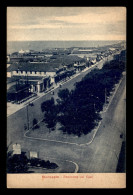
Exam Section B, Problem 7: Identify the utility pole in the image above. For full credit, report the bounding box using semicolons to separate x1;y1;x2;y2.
26;102;34;130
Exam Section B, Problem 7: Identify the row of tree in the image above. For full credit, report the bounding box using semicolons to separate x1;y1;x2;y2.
7;151;58;173
41;50;126;137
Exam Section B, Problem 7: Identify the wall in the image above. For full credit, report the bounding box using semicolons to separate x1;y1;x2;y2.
50;77;55;83
12;70;56;77
12;71;46;77
46;72;56;77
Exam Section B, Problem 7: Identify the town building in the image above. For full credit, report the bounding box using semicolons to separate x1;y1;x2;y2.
7;62;63;80
13;143;21;155
7;53;87;103
7;81;32;103
18;76;51;93
74;61;86;71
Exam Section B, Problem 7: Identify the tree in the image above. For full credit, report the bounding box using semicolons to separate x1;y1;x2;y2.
7;152;29;173
32;118;39;130
41;98;58;132
41;97;54;113
7;150;58;173
56;52;125;137
40;51;126;137
57;88;70;102
43;112;57;132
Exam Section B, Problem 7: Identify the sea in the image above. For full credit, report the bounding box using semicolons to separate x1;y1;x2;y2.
7;40;122;54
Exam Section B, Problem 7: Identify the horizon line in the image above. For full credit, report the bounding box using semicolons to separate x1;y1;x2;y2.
7;40;125;42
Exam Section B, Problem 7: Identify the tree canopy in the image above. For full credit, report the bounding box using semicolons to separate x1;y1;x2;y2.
41;50;126;136
7;151;29;173
7;151;58;173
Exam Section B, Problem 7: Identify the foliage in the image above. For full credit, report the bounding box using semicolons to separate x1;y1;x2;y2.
41;97;54;113
29;158;58;169
41;51;126;137
58;88;70;102
7;151;58;173
32;118;40;129
41;97;58;132
7;152;29;173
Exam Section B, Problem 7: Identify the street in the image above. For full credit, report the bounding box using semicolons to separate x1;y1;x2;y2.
7;55;126;173
7;55;113;117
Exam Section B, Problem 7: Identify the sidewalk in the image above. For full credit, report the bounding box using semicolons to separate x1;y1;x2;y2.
24;74;125;147
7;72;81;117
7;53;116;117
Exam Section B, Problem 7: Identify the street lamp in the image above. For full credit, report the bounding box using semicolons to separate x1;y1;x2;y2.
26;104;29;130
26;102;34;130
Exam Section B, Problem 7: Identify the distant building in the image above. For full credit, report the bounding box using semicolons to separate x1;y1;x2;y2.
7;82;32;103
18;49;25;54
19;76;51;93
13;143;21;155
7;54;86;93
7;62;64;82
91;59;97;64
54;68;76;83
96;54;102;62
29;151;38;159
74;61;86;71
7;62;66;96
109;48;116;52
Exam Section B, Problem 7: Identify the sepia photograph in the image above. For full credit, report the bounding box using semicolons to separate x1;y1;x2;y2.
6;6;126;188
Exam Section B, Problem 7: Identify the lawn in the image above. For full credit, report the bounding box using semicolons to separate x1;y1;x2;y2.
26;120;97;145
28;158;76;173
25;79;120;146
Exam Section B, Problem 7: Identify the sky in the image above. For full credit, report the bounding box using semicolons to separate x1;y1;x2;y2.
7;7;126;41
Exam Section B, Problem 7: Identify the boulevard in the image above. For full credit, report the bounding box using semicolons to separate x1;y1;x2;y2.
7;54;126;173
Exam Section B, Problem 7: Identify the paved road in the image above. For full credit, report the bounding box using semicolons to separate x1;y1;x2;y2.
7;54;126;173
7;56;111;144
7;55;112;117
79;75;126;172
38;74;126;173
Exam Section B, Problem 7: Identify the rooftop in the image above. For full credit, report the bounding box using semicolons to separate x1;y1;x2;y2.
7;62;64;72
7;83;30;93
52;55;85;65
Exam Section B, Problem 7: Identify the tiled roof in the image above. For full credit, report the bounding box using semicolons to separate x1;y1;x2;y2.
13;75;48;80
52;55;85;64
7;83;30;93
7;62;63;72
